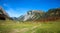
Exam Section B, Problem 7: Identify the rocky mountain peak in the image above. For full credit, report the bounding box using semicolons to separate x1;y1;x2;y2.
18;10;44;21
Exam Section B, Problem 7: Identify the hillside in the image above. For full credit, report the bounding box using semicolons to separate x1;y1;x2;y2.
0;7;10;20
46;8;60;17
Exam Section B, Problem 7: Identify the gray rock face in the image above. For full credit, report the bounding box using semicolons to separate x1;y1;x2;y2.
18;10;44;21
23;13;34;21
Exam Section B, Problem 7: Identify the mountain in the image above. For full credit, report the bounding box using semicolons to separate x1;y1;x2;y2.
40;8;60;21
0;7;10;20
1;6;60;21
18;10;45;21
46;8;60;17
11;17;18;21
18;8;60;22
18;15;24;21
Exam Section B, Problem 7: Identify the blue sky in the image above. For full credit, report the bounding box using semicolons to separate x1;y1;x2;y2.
0;0;60;17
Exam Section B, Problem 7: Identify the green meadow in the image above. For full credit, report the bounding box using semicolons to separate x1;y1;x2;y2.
0;20;60;33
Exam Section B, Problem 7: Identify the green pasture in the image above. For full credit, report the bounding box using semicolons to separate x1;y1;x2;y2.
0;20;60;33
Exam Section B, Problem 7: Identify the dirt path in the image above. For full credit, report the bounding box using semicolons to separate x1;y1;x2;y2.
31;26;38;33
11;24;41;33
20;28;29;33
11;28;29;33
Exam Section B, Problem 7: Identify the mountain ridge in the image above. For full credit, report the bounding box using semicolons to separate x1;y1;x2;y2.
18;8;60;22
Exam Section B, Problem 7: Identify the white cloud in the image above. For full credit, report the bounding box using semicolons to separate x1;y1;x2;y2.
6;8;21;17
6;8;29;17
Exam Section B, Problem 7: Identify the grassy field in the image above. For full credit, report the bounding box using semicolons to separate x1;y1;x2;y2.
0;20;60;33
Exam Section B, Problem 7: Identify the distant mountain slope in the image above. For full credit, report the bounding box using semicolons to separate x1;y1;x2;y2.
18;15;24;21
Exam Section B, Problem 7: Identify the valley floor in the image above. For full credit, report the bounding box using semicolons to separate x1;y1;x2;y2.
0;20;60;33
